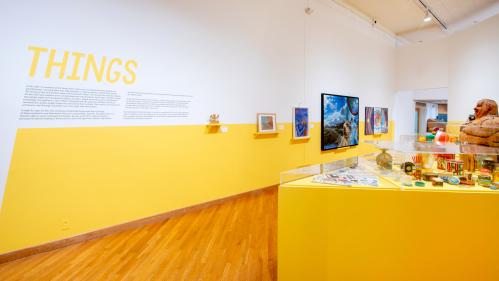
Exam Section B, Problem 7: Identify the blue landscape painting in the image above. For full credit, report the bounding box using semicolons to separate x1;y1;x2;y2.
321;94;359;150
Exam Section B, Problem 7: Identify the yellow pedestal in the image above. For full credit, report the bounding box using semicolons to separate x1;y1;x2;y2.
278;180;499;281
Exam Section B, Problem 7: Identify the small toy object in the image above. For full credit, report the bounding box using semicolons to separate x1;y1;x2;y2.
434;131;449;143
436;154;455;170
478;174;493;187
400;162;415;174
448;177;461;185
425;133;435;142
418;135;426;142
415;181;426;187
432;178;444;187
446;160;464;176
459;177;475;186
490;185;497;190
413;168;422;180
422;172;438;181
412;154;423;165
209;114;220;124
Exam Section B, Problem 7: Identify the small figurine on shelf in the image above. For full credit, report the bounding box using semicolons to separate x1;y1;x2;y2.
209;114;220;124
459;99;498;147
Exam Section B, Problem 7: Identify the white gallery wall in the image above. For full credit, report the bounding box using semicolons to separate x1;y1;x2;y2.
394;14;499;140
448;15;499;121
0;0;397;206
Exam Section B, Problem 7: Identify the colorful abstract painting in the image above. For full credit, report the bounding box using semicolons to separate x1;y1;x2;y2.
365;107;374;135
373;107;382;134
293;107;309;139
321;93;359;151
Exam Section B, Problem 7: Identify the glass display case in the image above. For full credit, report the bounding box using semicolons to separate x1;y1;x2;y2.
281;135;499;193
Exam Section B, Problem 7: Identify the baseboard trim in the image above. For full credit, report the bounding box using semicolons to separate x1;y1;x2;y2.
0;185;277;264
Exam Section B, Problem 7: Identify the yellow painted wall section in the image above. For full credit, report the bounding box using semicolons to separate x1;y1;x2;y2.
0;121;393;254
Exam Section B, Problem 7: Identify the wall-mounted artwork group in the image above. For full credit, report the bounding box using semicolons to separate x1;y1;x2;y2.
365;107;388;135
321;93;359;151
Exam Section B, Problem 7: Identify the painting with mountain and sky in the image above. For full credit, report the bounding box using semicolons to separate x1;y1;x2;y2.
321;93;359;151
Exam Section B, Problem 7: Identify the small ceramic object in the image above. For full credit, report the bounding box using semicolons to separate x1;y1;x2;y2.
415;181;426;187
448;177;460;185
376;149;392;170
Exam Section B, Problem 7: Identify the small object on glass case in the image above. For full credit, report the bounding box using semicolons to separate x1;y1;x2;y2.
432;178;444;187
400;162;415;174
415;181;426;187
448;177;461;185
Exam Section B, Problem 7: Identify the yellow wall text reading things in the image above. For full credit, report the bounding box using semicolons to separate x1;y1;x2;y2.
27;46;137;85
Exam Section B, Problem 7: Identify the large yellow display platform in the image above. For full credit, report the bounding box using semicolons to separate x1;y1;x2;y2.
278;178;499;281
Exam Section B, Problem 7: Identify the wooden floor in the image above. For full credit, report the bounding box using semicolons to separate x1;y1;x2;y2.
0;187;277;280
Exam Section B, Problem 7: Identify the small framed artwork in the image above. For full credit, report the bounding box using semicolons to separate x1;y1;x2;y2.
381;108;389;133
365;107;374;135
257;113;277;133
373;107;382;134
293;107;309;139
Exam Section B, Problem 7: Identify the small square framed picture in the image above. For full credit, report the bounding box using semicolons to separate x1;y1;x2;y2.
292;107;309;139
257;113;277;133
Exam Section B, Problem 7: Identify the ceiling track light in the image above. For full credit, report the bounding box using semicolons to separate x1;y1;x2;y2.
418;0;447;30
423;9;431;22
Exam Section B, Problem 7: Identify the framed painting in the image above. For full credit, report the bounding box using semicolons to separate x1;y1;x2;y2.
365;107;374;135
381;108;388;133
257;113;277;133
293;107;309;139
321;93;359;151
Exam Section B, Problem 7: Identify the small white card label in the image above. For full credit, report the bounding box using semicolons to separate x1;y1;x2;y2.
278;124;284;130
221;126;228;133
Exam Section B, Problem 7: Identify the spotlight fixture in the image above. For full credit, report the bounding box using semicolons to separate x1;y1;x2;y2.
417;0;447;30
423;9;432;22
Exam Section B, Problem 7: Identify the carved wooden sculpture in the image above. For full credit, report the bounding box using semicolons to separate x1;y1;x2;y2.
460;99;499;147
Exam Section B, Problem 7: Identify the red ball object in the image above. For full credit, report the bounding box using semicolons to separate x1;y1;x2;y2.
434;131;449;143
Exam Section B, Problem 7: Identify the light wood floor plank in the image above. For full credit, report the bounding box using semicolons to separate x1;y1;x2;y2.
0;187;277;280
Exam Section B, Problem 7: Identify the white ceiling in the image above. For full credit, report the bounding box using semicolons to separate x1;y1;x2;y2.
335;0;499;43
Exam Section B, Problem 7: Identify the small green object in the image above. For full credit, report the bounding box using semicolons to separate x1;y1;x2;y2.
415;181;425;187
